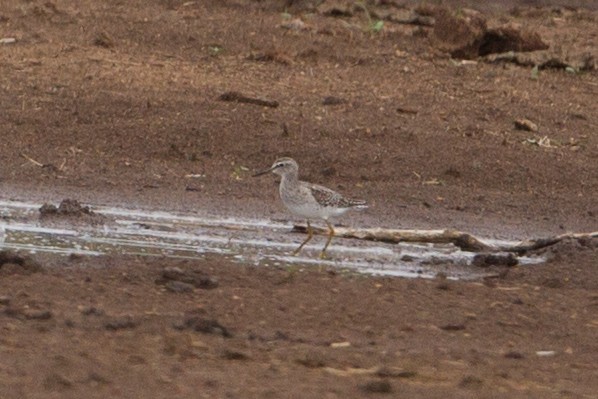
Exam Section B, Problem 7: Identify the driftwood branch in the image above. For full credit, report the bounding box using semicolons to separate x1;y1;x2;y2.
292;225;598;254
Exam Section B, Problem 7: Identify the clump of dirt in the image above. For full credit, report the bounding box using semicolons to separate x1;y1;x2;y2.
534;236;598;260
431;7;548;58
39;199;105;224
155;265;219;291
0;250;42;275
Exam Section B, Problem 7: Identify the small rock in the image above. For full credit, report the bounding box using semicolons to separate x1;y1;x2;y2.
182;316;232;338
0;251;43;274
279;18;309;31
93;32;114;48
23;309;53;320
165;280;194;293
80;306;104;316
43;373;73;391
432;8;487;59
440;323;466;331
459;375;483;388
221;349;249;360
322;96;346;106
504;351;525;359
104;316;137;330
472;253;518;267
296;351;326;368
376;367;417;378
359;380;393;394
0;296;11;305
514;118;538;132
158;267;219;290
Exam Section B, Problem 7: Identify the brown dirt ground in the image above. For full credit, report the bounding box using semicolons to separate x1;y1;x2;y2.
0;1;597;398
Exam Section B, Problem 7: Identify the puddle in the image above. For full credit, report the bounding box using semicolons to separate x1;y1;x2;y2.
0;200;543;279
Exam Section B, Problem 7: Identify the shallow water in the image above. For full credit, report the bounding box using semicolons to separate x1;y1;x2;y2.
0;200;543;279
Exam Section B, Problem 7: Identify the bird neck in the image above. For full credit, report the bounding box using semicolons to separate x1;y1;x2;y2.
280;170;299;186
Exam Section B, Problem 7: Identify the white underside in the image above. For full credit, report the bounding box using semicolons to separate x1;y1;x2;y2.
284;202;351;220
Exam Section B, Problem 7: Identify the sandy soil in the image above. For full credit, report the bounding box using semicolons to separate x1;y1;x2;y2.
0;1;597;398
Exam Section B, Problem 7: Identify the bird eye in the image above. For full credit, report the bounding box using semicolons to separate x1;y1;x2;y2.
277;163;284;167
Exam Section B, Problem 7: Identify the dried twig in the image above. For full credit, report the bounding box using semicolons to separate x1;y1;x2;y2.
19;153;44;167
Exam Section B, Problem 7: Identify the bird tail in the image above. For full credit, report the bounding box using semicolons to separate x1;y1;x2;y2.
350;199;368;210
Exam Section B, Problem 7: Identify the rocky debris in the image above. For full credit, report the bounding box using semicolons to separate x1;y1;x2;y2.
478;24;548;56
39;199;105;225
432;8;548;59
156;266;219;290
485;50;596;71
0;251;42;275
39;198;94;217
432;8;488;59
472;253;519;267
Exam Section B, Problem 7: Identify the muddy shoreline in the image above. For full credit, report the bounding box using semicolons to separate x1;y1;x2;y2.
1;1;597;398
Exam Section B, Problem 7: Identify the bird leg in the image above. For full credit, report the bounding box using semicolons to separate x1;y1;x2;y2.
292;220;313;256
320;220;335;259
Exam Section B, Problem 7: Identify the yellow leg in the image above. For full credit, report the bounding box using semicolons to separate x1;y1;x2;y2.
320;220;334;259
292;221;313;256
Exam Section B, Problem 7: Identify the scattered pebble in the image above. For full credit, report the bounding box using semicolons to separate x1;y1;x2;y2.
221;349;249;360
104;316;137;330
180;316;232;338
472;253;518;267
440;323;466;331
322;96;346;106
359;380;393;394
23;309;53;320
158;266;219;290
504;351;525;359
80;306;104;316
459;375;483;388
165;280;195;293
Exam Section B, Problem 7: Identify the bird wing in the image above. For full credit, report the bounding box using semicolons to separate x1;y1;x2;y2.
306;182;366;208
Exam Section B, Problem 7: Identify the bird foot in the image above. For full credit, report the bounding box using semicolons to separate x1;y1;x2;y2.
319;252;329;260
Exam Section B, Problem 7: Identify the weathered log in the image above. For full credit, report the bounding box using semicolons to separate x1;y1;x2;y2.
292;225;598;254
